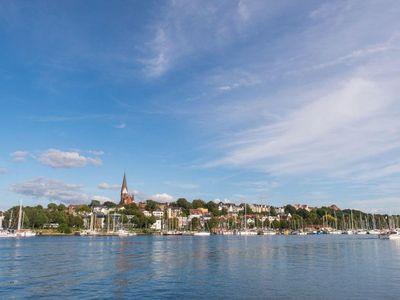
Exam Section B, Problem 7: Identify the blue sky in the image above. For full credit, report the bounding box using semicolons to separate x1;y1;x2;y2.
1;0;400;213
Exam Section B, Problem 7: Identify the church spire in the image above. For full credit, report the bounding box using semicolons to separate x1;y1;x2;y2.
121;172;128;195
120;172;134;205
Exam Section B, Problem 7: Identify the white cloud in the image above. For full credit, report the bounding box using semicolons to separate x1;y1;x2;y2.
38;149;102;168
142;28;171;77
98;182;120;190
139;1;286;77
88;150;105;156
207;76;400;181
11;177;114;205
11;177;90;204
11;151;29;161
0;167;7;174
91;195;116;203
350;197;400;214
150;193;175;203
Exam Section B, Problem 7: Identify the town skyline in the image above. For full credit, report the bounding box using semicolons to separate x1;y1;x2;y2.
1;1;400;213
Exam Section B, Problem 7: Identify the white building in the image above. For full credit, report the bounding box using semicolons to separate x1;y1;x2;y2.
143;210;152;217
152;210;164;219
151;219;162;230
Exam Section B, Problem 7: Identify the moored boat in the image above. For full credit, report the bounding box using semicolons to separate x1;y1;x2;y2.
193;231;211;236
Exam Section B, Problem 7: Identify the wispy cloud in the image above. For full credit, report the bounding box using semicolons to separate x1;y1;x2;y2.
98;182;120;190
207;77;400;179
38;149;102;168
114;122;126;129
151;193;174;203
0;167;7;174
10;151;29;162
350;197;400;214
11;177;91;204
139;1;287;77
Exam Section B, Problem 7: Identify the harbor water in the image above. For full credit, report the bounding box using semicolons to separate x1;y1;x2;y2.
1;235;399;299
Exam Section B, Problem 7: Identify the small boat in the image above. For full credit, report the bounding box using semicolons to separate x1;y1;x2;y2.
343;230;354;235
368;229;381;235
328;230;342;235
356;230;368;235
0;230;17;238
237;230;258;236
379;230;400;240
193;232;211;236
263;230;277;235
221;230;234;235
15;230;36;237
116;229;136;237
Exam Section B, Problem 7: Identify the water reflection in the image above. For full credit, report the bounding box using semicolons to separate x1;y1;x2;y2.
1;235;399;299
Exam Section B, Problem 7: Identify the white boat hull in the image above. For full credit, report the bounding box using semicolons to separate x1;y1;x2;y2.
193;232;210;236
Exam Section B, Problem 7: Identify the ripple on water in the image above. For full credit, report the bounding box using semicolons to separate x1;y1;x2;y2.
0;235;399;299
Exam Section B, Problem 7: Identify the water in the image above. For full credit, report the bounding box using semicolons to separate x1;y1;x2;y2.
1;235;399;299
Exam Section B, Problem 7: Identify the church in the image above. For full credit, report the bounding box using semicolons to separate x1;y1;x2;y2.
120;173;134;205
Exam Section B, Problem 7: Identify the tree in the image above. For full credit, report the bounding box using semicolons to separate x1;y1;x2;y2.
190;217;201;231
58;223;72;234
269;207;277;216
145;200;158;212
206;201;220;216
78;205;91;213
47;203;58;210
103;201;116;208
68;215;83;228
192;199;206;209
176;198;191;216
206;217;220;231
89;200;101;207
284;205;297;215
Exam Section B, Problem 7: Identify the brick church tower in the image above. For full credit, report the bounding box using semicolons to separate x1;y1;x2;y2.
120;173;134;205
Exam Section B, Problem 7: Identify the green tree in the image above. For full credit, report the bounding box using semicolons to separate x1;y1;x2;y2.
269;207;277;216
284;205;297;215
145;200;158;212
190;217;201;231
103;201;116;208
176;198;191;216
206;217;220;231
78;205;91;213
206;201;220;216
192;199;206;209
89;200;101;207
47;203;58;210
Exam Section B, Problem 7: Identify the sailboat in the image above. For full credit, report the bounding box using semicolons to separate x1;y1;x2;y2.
0;211;16;238
368;214;380;234
15;201;36;237
237;203;257;236
116;214;136;237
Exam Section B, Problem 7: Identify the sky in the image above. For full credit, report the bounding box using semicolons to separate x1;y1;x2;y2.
1;0;400;213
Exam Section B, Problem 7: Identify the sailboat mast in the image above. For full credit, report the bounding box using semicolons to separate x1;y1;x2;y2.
244;203;247;230
17;201;23;231
9;210;13;229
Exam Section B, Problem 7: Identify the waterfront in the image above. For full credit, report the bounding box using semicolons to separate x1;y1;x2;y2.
1;235;400;299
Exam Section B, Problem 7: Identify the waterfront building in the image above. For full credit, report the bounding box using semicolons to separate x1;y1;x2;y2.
120;173;134;205
143;210;152;217
167;207;183;219
152;210;164;219
151;219;162;230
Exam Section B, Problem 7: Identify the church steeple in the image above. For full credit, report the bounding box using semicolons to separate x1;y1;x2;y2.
120;172;134;205
121;172;128;195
